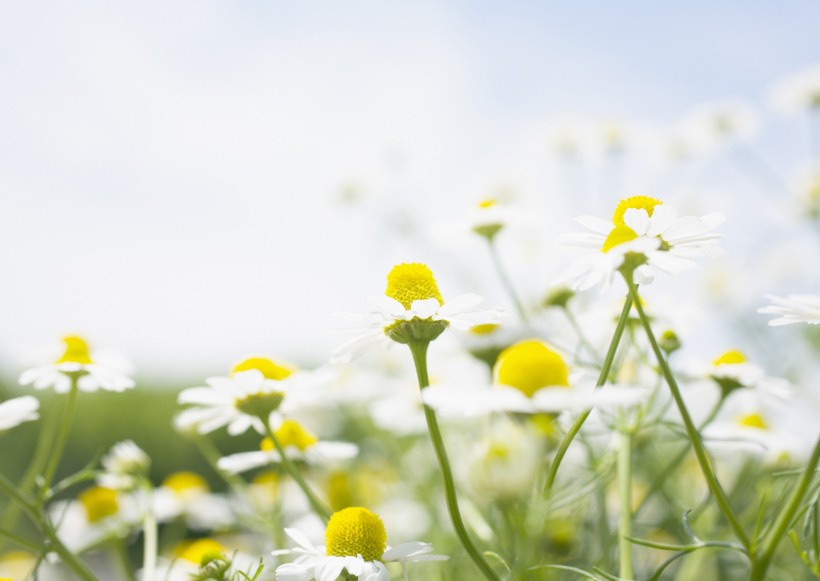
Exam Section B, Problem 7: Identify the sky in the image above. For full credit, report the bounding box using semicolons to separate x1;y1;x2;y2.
1;1;819;377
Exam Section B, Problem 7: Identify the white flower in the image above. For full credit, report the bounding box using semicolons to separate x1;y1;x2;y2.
151;471;233;531
771;65;820;113
758;294;820;326
467;419;543;500
18;336;134;393
690;349;792;403
50;486;141;554
98;440;150;490
176;357;320;436
558;196;723;291
217;420;358;474
0;396;39;431
680;100;759;149
273;507;446;581
331;263;501;364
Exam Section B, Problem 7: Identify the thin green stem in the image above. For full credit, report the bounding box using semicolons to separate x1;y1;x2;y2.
751;436;820;580
486;238;529;324
618;430;634;580
545;293;633;492
625;275;751;551
408;341;499;581
0;527;40;552
140;480;157;581
42;378;81;492
192;433;250;494
111;538;136;581
263;424;331;522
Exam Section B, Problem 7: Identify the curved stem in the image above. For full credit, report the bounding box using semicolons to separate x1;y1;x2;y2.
752;435;820;580
618;430;634;580
263;424;331;522
42;378;80;492
486;238;529;324
408;341;499;581
545;293;633;492
625;275;751;551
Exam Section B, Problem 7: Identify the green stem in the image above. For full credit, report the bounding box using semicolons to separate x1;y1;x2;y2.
625;275;751;551
263;424;331;522
751;436;820;580
0;527;40;552
408;341;499;581
192;433;251;495
618;431;634;580
141;480;157;581
42;378;81;492
545;293;633;492
486;238;529;324
111;538;136;581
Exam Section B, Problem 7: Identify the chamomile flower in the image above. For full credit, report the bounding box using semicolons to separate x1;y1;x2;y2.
423;339;646;416
758;294;820;326
771;65;820;113
217;420;358;474
558;196;724;290
152;471;233;531
465;198;523;241
698;349;792;402
176;357;317;436
19;336;135;393
97;440;150;491
273;506;447;581
0;396;39;432
50;486;140;553
331;263;501;363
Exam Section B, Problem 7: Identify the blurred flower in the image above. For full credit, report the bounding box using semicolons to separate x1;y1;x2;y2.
50;486;140;553
97;440;150;491
465;197;524;241
771;65;820;113
759;294;820;326
217;419;358;474
152;471;233;531
176;357;319;435
467;419;543;500
558;196;723;290
19;335;134;393
681;100;759;149
0;396;39;432
273;506;446;581
331;263;501;363
149;538;261;581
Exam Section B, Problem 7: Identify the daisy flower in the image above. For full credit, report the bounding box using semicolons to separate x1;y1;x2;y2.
176;357;318;436
423;339;647;416
19;335;135;393
699;349;792;402
50;485;141;553
151;471;233;531
331;263;501;363
217;419;358;474
273;506;447;581
758;294;820;326
0;396;39;432
771;65;820;113
558;196;724;291
97;440;150;491
465;197;524;241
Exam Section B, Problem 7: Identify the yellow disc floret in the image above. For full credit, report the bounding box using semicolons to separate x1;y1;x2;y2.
175;538;225;565
78;486;118;523
232;357;294;381
325;507;387;561
737;413;768;430
478;198;497;209
601;224;639;253
470;323;500;335
713;349;747;366
162;471;209;498
385;263;444;309
261;420;318;452
494;340;570;398
56;335;93;365
612;196;663;226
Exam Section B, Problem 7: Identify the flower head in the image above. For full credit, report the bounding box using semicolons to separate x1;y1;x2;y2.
331;263;501;363
758;294;820;326
98;440;150;490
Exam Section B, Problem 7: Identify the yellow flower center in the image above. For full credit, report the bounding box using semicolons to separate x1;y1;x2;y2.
478;198;497;209
713;349;747;366
261;420;318;451
232;357;294;381
470;323;500;335
612;196;663;226
175;538;225;565
325;507;387;561
162;471;209;498
601;224;639;253
737;413;768;430
78;486;118;523
55;335;93;365
385;263;444;310
494;340;570;398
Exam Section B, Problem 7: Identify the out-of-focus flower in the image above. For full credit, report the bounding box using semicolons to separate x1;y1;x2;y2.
771;65;820;113
273;506;446;581
694;349;793;402
331;263;501;363
176;357;319;435
217;420;358;474
423;339;647;415
704;402;803;464
98;440;150;491
148;538;261;581
152;471;233;531
19;336;134;393
50;486;140;553
558;196;724;290
759;294;820;326
0;396;39;432
680;100;759;149
465;198;523;241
